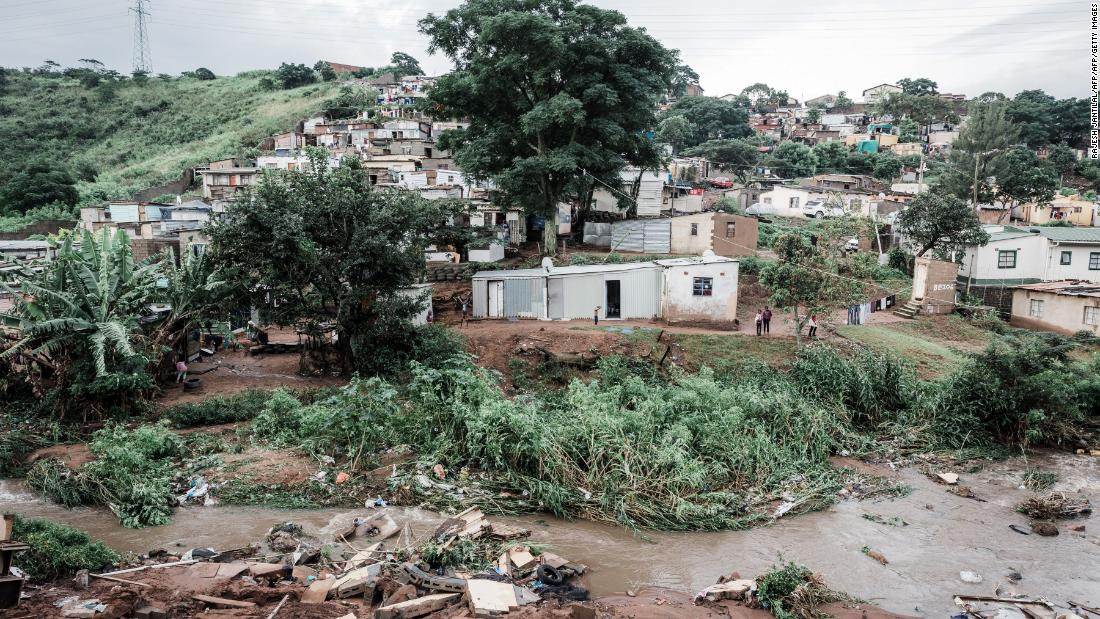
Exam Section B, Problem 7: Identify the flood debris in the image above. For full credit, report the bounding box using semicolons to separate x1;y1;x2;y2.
954;594;1086;618
1016;491;1092;520
958;571;983;584
11;505;596;618
861;546;889;565
1029;521;1059;537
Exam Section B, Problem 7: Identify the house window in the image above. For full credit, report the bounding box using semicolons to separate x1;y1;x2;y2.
851;198;862;210
763;197;772;205
1085;306;1100;326
1090;252;1100;270
690;223;699;236
789;197;800;209
726;222;736;238
692;277;713;296
1061;251;1072;265
997;250;1017;269
1029;299;1044;318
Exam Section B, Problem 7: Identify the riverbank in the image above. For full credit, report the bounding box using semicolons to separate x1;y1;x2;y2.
6;449;1098;616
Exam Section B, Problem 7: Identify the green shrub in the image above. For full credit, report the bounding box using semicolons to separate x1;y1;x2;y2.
163;389;273;428
26;423;180;528
11;516;120;581
933;331;1086;448
738;255;770;275
791;345;920;428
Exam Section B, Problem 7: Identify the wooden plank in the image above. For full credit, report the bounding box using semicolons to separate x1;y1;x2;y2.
375;593;460;619
466;579;519;618
300;578;336;604
192;594;257;609
190;562;221;578
215;562;250;579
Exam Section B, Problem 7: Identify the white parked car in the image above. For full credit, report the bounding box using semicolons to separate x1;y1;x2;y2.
802;199;846;219
746;201;783;217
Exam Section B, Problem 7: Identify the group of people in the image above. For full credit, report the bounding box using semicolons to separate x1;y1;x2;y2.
753;307;818;337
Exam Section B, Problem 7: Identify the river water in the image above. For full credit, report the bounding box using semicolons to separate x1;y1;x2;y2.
4;452;1097;617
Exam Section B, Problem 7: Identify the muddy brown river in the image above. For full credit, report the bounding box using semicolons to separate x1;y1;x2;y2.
4;452;1098;616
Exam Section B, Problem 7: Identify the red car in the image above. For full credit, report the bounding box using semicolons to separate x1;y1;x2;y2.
709;177;733;189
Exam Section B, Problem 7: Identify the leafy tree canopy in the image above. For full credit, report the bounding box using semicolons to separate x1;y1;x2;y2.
833;91;853;109
1005;89;1090;149
895;188;989;257
812;141;848;172
420;0;680;252
994;145;1059;208
388;51;424;75
0;161;79;215
314;61;337;82
273;63;317;89
682;138;760;183
897;77;938;96
207;153;460;374
938;101;1019;205
663;96;753;148
768;141;817;178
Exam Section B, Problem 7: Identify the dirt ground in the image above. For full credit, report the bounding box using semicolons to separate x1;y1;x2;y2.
155;328;346;408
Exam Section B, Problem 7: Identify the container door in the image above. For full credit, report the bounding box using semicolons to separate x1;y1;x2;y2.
487;280;504;317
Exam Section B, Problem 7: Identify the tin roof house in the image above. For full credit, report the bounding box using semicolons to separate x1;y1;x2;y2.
471;253;739;324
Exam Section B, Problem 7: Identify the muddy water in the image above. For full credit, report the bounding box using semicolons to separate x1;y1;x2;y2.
4;452;1098;617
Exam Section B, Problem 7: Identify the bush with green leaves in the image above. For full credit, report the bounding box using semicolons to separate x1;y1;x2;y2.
791;345;921;428
163;389;273;428
933;331;1087;448
11;516;120;581
26;423;180;528
756;559;845;619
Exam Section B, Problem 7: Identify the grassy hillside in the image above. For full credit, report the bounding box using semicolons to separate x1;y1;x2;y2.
0;70;340;205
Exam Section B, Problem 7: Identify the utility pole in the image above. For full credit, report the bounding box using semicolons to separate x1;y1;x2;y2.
131;0;152;75
916;150;925;194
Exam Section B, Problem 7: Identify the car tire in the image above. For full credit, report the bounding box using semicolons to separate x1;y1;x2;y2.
815;211;825;218
536;565;564;586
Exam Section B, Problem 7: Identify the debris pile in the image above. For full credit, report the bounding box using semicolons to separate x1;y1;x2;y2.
12;505;592;618
1015;491;1092;521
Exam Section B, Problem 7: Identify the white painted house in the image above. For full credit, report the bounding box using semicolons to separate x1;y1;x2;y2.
471;253;738;324
959;225;1100;287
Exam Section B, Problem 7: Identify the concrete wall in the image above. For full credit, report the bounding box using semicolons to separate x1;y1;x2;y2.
913;257;959;315
1010;289;1100;336
131;238;178;263
670;213;713;255
711;214;758;257
959;234;1046;283
0;219;76;240
662;261;739;323
469;243;505;262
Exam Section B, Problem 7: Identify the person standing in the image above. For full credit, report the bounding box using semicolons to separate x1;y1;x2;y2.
808;314;818;338
762;306;773;335
754;309;763;336
175;357;188;384
460;298;468;326
594;306;601;326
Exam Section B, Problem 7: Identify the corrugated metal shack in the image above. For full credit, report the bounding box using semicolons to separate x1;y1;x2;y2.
472;254;737;323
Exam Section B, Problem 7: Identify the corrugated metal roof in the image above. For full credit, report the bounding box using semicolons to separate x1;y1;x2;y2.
472;262;660;280
1015;280;1100;298
1036;227;1100;243
984;226;1035;242
655;255;738;267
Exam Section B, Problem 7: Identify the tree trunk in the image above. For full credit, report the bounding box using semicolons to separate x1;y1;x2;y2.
542;211;558;256
792;306;802;348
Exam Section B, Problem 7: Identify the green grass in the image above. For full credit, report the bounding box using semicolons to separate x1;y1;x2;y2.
886;315;993;348
672;333;798;372
835;325;965;376
0;70;340;203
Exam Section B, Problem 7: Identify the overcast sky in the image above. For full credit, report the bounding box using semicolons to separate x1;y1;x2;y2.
0;0;1090;100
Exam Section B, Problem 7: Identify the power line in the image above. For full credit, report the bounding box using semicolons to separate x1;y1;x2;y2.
131;0;152;75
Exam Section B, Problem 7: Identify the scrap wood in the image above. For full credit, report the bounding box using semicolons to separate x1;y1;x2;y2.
467;579;523;617
300;578;336;604
375;593;461;619
215;562;250;579
357;513;400;541
264;594;289;619
98;559;198;576
432;506;489;544
487;522;530;540
400;562;467;593
507;548;537;571
192;594;257;609
87;573;151;588
343;543;384;571
1070;601;1100;617
1017;492;1092;520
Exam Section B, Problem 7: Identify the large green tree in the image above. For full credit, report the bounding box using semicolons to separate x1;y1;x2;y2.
1;229;159;416
993;146;1058;210
420;0;679;254
939;101;1020;206
812;141;849;172
1006;89;1090;149
207;155;458;374
388;52;424;75
769;141;817;178
760;232;863;346
895;189;989;257
682;138;759;183
0;161;79;214
897;77;938;96
663;96;753;148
